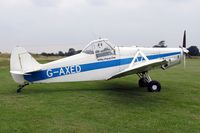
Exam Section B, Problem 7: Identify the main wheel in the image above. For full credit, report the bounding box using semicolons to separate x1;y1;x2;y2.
138;78;148;87
147;80;161;92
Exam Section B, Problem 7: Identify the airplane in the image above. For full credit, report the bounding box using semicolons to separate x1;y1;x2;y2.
10;31;189;93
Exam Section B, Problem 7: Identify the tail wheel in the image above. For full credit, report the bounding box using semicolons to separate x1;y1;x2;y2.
147;80;161;92
138;78;148;87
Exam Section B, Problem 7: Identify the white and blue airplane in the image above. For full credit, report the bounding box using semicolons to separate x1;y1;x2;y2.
10;31;189;93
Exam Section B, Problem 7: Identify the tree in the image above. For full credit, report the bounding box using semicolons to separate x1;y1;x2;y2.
68;48;76;56
41;52;48;56
58;51;65;56
187;46;200;56
40;48;82;57
153;40;167;48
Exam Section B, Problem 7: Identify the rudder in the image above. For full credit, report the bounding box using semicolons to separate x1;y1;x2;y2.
10;47;41;84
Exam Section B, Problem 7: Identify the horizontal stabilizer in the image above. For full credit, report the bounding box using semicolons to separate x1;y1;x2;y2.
10;71;31;75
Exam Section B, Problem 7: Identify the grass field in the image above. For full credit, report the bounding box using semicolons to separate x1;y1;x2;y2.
0;55;200;133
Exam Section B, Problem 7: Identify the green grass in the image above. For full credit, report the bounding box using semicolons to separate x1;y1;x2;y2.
0;56;200;133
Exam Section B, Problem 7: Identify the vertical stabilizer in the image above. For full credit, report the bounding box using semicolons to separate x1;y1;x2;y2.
10;47;41;84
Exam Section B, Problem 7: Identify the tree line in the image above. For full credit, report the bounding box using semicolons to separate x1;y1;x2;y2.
40;48;82;57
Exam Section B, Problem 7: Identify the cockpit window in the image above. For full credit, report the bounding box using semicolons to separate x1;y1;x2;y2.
82;45;94;54
94;41;115;58
82;39;115;58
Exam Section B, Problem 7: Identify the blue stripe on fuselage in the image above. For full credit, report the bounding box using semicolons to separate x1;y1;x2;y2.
24;51;181;82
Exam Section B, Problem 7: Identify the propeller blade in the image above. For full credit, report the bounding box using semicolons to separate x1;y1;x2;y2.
183;30;186;48
182;30;187;69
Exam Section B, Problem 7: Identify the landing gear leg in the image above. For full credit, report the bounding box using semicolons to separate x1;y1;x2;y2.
137;72;161;92
138;72;151;87
17;83;29;93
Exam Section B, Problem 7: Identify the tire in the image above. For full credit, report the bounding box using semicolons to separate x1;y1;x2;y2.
138;78;148;87
147;80;161;92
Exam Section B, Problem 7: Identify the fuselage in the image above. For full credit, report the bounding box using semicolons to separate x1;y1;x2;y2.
23;46;183;84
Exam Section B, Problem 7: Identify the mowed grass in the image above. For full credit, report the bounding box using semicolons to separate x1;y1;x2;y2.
0;55;200;133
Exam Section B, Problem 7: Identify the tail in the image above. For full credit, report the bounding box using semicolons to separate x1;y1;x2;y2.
10;47;41;84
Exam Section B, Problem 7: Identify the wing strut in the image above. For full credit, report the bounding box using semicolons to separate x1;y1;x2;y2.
129;49;149;68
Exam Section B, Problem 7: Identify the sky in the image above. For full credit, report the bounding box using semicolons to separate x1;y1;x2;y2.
0;0;199;53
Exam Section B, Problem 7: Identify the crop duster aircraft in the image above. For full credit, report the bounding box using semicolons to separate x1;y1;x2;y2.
10;31;189;93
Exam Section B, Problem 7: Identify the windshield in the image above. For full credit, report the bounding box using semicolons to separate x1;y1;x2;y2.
82;39;115;56
94;41;115;58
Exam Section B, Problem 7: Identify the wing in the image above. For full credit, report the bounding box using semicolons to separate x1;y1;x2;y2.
108;59;168;80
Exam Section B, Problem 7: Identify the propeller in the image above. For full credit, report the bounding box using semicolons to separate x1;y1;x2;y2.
183;30;186;48
181;30;189;69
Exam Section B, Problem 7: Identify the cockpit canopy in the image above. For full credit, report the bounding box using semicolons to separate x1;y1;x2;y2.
82;39;115;58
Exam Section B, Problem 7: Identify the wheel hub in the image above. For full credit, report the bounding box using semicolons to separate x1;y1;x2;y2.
152;85;158;90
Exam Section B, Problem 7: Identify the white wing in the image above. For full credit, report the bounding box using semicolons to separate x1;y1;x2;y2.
108;59;168;80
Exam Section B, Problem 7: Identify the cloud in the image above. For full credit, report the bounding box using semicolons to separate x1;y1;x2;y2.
31;0;62;7
0;0;32;8
86;0;108;6
0;0;199;52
